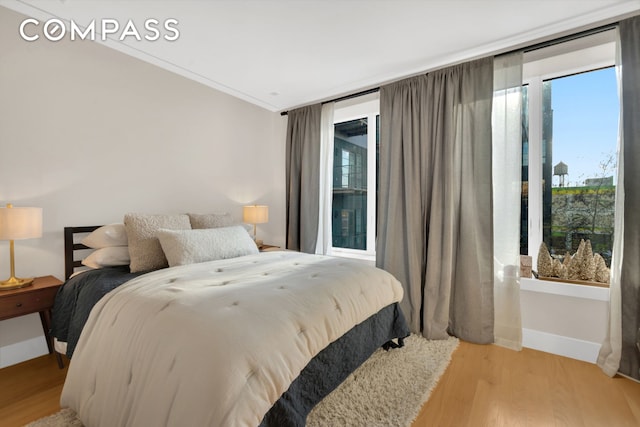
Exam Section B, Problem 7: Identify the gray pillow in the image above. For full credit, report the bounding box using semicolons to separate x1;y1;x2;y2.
187;213;235;229
124;213;191;272
157;226;259;267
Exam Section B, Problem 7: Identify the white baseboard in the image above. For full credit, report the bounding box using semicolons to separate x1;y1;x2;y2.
522;328;602;363
0;336;48;369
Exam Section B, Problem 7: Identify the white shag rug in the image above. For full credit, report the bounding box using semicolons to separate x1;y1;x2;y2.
26;334;458;427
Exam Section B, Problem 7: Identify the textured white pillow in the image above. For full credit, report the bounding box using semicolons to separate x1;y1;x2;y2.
187;212;235;229
81;224;128;248
82;247;130;269
124;213;192;273
157;226;259;267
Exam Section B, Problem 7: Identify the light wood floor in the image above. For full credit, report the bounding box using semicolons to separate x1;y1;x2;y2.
416;342;640;426
0;353;69;427
1;344;639;427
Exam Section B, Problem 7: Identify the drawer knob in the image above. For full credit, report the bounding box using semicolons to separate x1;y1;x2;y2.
15;303;22;307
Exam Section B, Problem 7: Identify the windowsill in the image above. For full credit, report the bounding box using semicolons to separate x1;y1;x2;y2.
535;276;610;289
520;277;609;302
328;248;376;264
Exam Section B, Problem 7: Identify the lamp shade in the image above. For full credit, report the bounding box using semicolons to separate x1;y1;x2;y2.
0;205;43;240
243;205;269;224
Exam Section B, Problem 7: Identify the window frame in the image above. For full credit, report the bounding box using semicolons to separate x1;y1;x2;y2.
329;95;379;262
522;30;617;268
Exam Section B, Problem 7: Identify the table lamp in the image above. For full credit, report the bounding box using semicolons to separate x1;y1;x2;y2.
0;203;43;290
243;205;268;246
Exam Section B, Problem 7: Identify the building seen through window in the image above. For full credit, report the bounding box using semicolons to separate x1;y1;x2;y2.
332;119;369;250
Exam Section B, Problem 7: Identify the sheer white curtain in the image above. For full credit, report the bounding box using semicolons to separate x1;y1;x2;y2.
492;52;523;350
598;27;625;377
316;102;335;255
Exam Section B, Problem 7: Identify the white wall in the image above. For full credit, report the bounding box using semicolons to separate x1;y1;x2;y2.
520;278;609;363
0;6;288;367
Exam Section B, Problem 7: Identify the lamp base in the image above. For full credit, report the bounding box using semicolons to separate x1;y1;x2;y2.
0;276;34;291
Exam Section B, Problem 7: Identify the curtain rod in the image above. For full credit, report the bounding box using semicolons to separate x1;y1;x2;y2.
280;87;379;116
513;22;618;55
280;21;620;117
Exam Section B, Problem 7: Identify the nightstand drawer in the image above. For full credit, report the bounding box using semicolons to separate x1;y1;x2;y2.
0;287;59;320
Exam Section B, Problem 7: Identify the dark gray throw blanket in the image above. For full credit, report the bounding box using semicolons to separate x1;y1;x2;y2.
51;267;143;357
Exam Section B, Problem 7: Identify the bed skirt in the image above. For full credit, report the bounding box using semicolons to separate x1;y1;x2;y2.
261;302;409;426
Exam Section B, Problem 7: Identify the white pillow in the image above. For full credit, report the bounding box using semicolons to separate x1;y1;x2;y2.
82;247;130;269
124;213;192;273
81;224;128;248
157;226;258;267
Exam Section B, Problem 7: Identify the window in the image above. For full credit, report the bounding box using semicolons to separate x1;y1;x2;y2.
331;95;379;259
522;30;618;273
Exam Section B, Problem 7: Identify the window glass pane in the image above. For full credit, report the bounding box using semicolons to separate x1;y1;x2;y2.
521;85;529;255
333;118;368;249
542;67;618;266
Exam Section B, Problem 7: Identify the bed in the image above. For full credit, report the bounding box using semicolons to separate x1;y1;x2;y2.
52;216;409;426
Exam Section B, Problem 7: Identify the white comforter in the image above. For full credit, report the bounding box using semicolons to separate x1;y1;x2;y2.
60;251;403;427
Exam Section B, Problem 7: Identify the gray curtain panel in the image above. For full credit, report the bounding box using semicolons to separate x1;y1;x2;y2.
285;104;322;253
619;15;640;381
377;58;495;344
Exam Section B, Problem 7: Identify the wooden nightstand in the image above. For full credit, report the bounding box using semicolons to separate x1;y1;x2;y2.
0;276;63;367
259;244;281;252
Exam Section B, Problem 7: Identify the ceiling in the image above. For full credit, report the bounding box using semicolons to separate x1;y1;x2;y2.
3;0;639;112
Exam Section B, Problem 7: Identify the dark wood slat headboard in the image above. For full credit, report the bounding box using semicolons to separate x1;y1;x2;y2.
64;226;101;280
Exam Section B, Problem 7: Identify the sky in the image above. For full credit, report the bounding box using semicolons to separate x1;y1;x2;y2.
548;67;619;187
